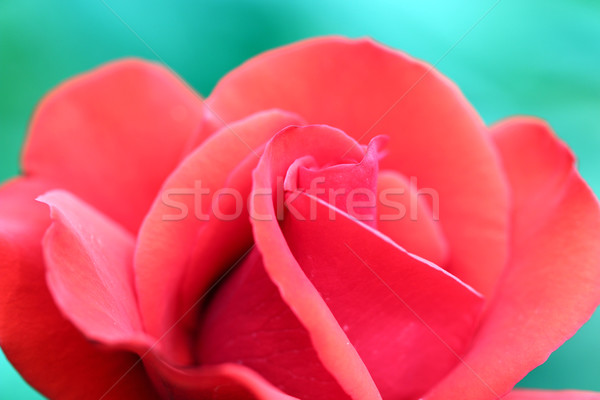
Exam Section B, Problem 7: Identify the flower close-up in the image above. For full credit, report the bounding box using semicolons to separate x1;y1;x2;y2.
1;35;599;400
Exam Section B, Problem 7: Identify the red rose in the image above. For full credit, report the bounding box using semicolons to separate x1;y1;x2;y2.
1;37;599;400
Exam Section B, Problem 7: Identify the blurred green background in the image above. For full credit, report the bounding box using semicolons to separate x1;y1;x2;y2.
1;0;599;398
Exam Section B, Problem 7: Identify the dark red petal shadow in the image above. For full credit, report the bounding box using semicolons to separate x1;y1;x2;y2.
425;118;600;399
0;179;159;400
22;59;207;233
196;248;351;400
208;36;509;296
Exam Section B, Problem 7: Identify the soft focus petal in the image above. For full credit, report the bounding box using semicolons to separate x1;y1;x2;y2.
505;390;600;400
0;179;158;400
208;36;509;296
23;59;207;233
134;110;304;363
196;248;350;399
426;118;600;399
376;170;448;265
39;190;150;348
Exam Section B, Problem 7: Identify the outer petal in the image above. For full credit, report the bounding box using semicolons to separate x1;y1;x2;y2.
505;390;600;400
134;110;304;363
426;118;600;399
22;59;207;233
0;179;158;400
39;190;150;348
208;36;509;296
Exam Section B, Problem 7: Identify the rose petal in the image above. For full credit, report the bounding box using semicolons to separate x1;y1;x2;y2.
293;136;385;227
38;190;150;348
282;191;483;399
146;356;299;400
376;170;449;266
134;110;304;363
0;179;158;400
22;59;207;233
505;390;600;400
252;126;382;400
196;248;350;399
425;118;600;399
208;36;509;296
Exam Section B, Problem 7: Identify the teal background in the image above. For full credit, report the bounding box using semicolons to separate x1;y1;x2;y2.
1;0;599;398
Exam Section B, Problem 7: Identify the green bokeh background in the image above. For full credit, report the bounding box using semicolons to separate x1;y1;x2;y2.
1;1;599;398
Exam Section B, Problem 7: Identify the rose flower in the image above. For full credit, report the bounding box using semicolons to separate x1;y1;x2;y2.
1;37;599;400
